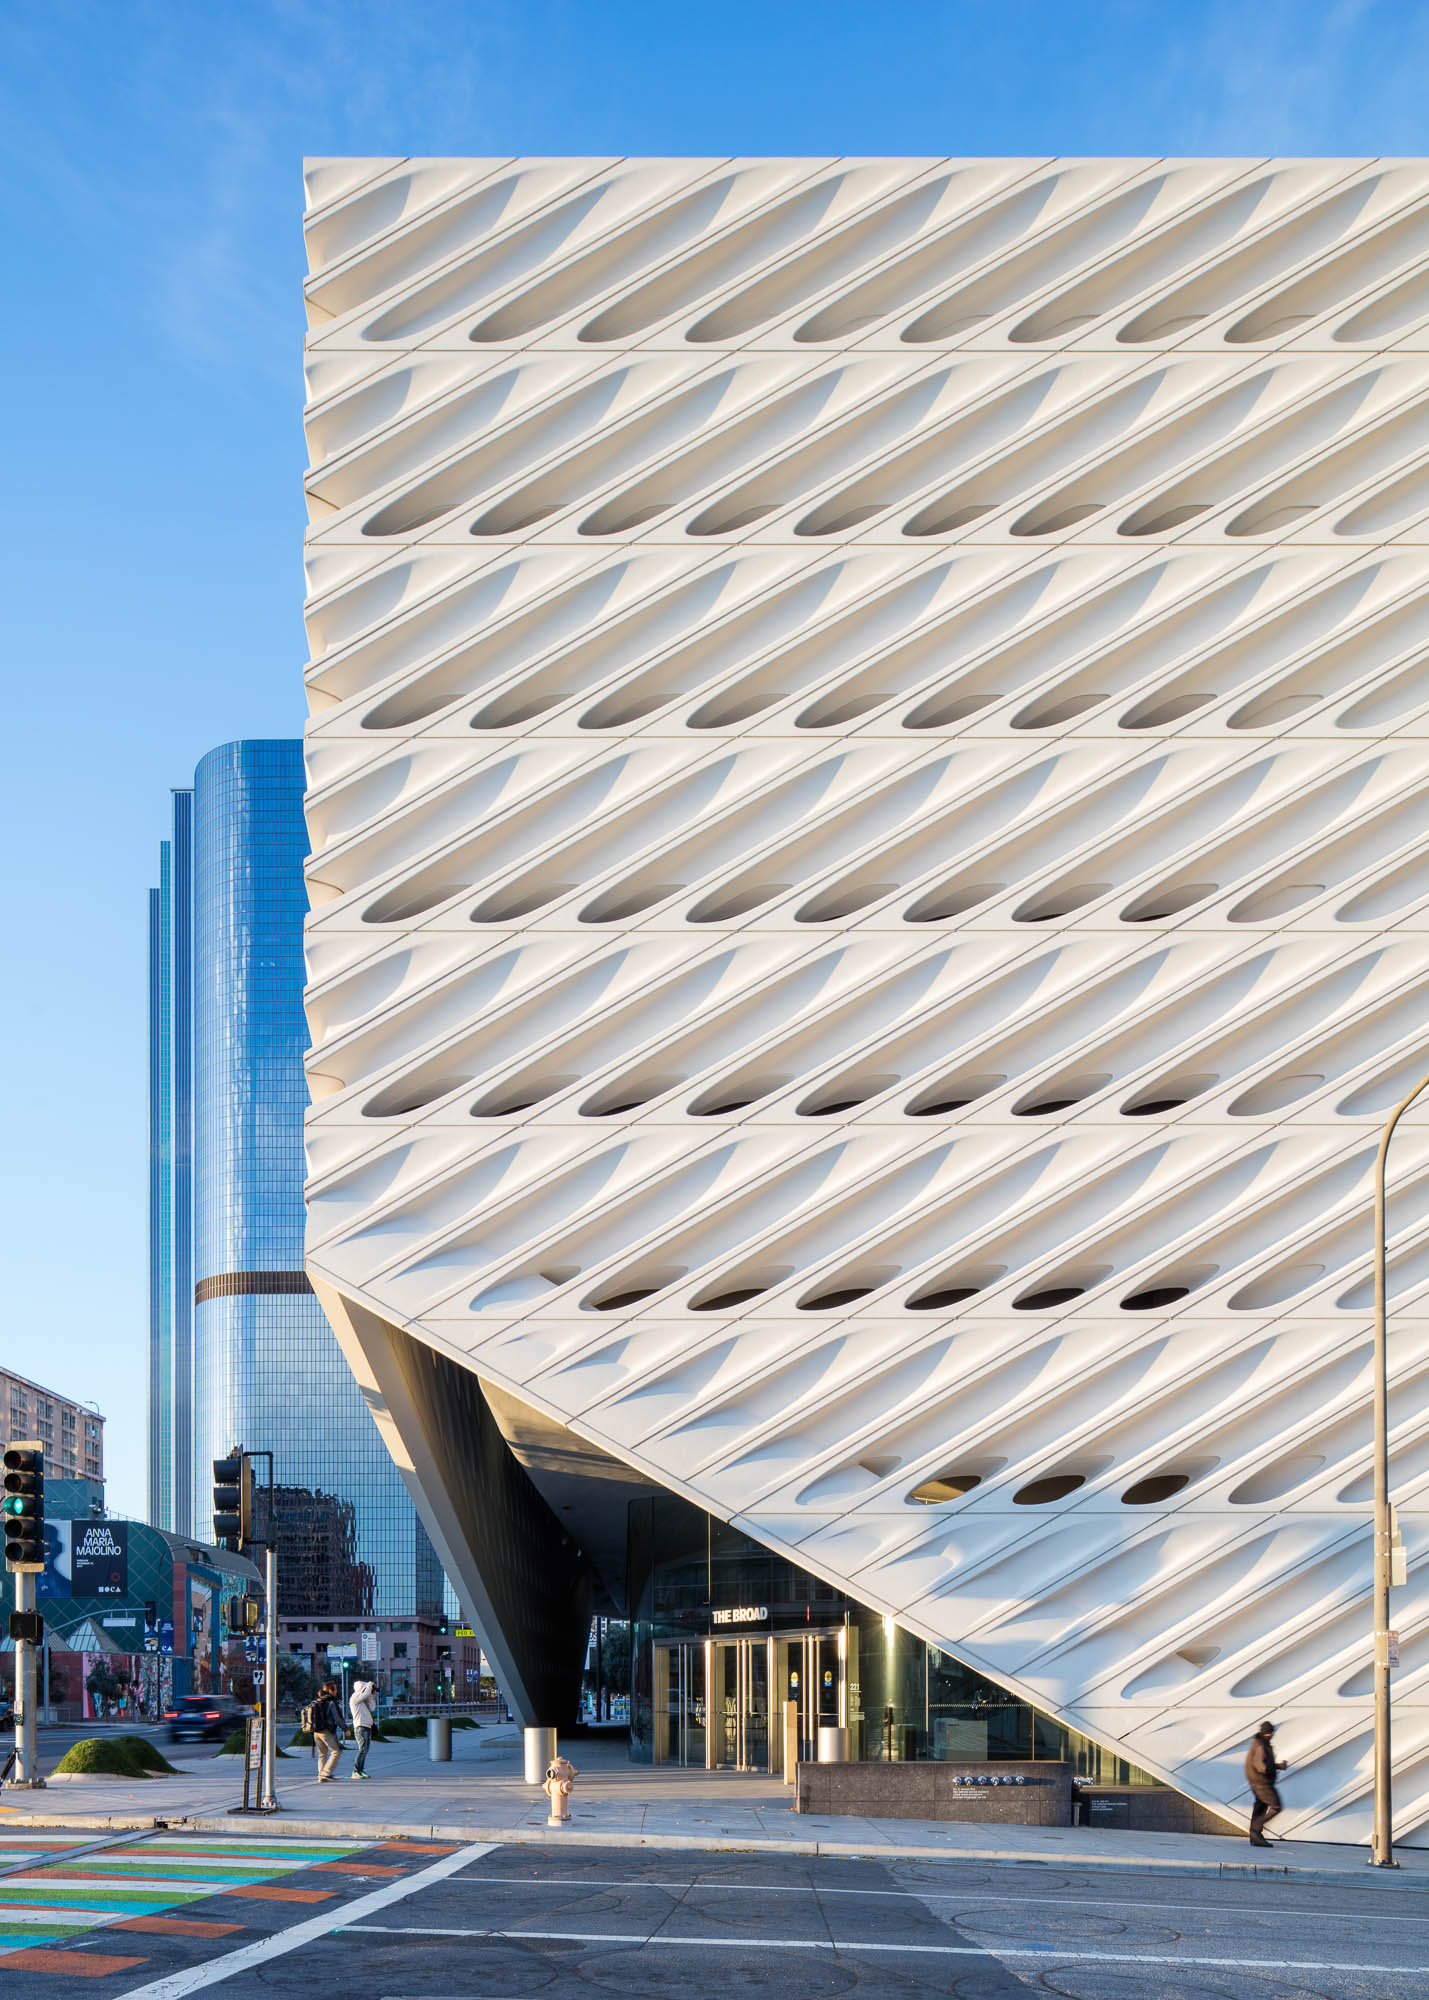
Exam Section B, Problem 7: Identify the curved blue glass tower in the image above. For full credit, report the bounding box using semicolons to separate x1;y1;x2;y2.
153;739;441;1617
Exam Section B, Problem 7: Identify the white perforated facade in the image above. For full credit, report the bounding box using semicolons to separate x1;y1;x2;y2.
302;156;1429;1841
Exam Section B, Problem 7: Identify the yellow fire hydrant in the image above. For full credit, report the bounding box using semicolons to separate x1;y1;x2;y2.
544;1754;579;1826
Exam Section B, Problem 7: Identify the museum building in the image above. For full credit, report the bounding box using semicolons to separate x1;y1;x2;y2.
301;154;1429;1844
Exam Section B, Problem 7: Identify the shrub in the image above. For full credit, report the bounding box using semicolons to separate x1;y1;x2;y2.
54;1736;175;1778
221;1725;289;1758
116;1734;178;1774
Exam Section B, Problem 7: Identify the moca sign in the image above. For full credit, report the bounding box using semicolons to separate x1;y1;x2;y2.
71;1521;127;1598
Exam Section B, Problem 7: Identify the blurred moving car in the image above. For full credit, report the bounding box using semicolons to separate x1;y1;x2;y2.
164;1694;248;1743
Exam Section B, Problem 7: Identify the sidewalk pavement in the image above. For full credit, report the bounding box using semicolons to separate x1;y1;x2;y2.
5;1724;1426;1891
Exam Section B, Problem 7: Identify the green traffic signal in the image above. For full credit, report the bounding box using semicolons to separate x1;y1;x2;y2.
3;1442;45;1570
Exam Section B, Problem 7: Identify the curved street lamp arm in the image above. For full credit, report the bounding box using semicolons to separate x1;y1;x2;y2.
1369;1061;1429;1868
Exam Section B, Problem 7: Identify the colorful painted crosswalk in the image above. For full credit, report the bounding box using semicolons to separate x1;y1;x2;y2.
0;1833;365;1964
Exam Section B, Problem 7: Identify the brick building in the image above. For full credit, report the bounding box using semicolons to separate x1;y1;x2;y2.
0;1369;102;1483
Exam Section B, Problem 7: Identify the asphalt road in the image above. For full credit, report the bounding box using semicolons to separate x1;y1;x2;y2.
5;1833;1427;1999
32;1721;227;1764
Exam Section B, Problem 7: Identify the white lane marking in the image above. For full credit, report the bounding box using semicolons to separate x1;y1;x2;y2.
110;1842;496;2000
0;1830;146;1880
0;1875;245;1894
46;1857;317;1874
342;1923;1429;1973
0;1906;114;1926
438;1870;1429;1925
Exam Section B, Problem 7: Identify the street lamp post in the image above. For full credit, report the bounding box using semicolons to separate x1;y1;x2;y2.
1369;1066;1429;1867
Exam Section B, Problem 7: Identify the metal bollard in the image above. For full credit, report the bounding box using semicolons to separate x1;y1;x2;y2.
817;1724;850;1763
427;1716;452;1762
524;1725;557;1784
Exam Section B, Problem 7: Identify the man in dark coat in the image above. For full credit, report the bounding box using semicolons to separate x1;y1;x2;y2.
312;1681;344;1782
1245;1719;1284;1845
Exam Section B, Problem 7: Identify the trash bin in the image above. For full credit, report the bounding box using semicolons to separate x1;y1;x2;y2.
427;1716;452;1762
524;1724;558;1784
817;1725;851;1763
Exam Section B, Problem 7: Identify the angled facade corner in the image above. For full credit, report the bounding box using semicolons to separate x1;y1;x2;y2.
302;154;1429;1838
310;1275;595;1722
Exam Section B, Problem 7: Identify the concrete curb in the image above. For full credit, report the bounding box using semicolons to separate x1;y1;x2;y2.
5;1807;1425;1890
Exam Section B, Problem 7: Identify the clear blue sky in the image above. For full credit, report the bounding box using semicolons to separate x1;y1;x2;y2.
2;0;1427;1516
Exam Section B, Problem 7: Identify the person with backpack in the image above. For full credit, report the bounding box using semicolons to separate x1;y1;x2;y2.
349;1676;377;1779
308;1682;344;1781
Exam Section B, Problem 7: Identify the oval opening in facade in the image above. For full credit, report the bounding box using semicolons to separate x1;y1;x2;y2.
1122;1075;1215;1115
1120;1285;1191;1311
798;1283;880;1310
798;1076;897;1116
907;1470;985;1505
1121;882;1216;922
588;1284;664;1312
906;1075;1004;1116
689;1074;789;1115
1013;1473;1086;1504
1013;1285;1086;1310
906;1281;987;1310
1121;1472;1191;1503
579;1075;682;1116
904;883;1003;922
469;1076;576;1117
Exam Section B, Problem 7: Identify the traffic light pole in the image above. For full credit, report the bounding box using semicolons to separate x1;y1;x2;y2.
213;1444;279;1812
263;1541;278;1811
243;1448;278;1813
12;1568;43;1789
5;1438;46;1787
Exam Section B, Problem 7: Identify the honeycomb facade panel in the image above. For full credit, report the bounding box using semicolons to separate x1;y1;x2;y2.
303;155;1429;1839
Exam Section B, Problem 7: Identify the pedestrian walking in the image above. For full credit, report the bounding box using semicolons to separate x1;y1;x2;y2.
1245;1719;1284;1845
311;1681;344;1782
349;1675;377;1779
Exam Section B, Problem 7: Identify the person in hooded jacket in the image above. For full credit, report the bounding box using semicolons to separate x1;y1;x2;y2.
1245;1719;1285;1845
349;1676;377;1778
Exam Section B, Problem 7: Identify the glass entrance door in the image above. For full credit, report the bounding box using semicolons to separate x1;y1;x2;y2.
655;1629;843;1771
777;1629;847;1765
711;1637;770;1770
652;1641;705;1766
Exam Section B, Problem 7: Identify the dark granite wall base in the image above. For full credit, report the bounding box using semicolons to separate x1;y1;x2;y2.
796;1760;1072;1825
1078;1787;1238;1836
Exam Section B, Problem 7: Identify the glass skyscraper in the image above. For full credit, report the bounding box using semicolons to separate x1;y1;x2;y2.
148;740;442;1617
148;791;191;1535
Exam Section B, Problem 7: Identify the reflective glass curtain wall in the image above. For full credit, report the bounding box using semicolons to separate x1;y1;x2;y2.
153;740;441;1617
148;793;192;1534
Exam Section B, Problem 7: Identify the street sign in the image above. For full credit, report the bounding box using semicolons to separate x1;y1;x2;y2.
253;1669;265;1685
236;1715;265;1812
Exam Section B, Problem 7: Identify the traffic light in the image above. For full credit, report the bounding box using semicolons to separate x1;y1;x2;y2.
212;1452;253;1551
226;1593;262;1636
3;1443;45;1572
